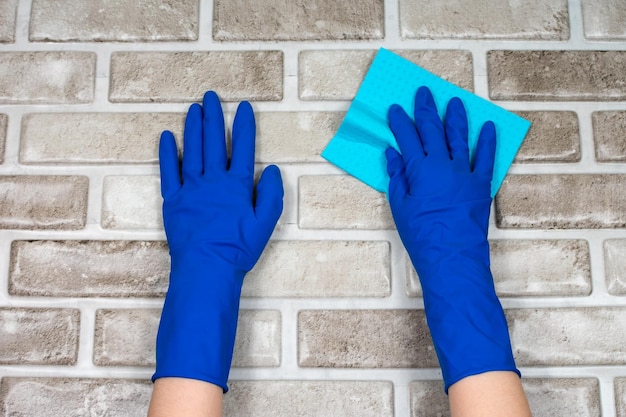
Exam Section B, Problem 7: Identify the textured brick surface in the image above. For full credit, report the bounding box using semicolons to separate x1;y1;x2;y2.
0;0;18;43
224;381;393;417
214;0;384;41
101;176;162;230
109;51;283;103
299;175;394;229
507;308;626;365
605;240;626;295
10;241;169;297
488;51;626;101
21;113;184;165
409;379;600;417
0;176;88;230
0;52;95;104
0;308;79;365
30;0;198;42
0;114;6;164
514;111;580;163
245;240;390;297
256;112;343;162
617;378;626;417
299;50;473;100
93;309;280;367
298;310;437;368
495;175;626;229
399;0;569;40
0;378;151;417
592;112;626;162
582;0;626;40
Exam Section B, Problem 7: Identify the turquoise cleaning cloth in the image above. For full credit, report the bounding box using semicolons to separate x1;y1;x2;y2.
321;48;531;197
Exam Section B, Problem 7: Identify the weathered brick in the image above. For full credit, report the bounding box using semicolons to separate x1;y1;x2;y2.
94;309;280;367
605;240;626;295
298;310;437;368
224;381;393;417
400;0;568;40
0;378;150;417
592;112;626;162
256;112;343;163
21;113;184;165
298;175;394;229
10;241;169;297
582;0;626;40
0;114;6;164
0;176;88;230
409;378;600;417
0;308;79;365
0;52;95;104
514;111;580;163
102;176;161;230
109;51;283;103
245;240;390;297
495;175;626;229
0;0;18;43
30;0;198;42
299;50;473;100
213;0;384;41
507;308;626;366
617;378;626;417
488;51;626;101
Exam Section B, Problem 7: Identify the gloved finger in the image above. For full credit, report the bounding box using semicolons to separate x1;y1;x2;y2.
473;121;497;178
445;97;470;169
413;86;448;159
202;91;227;174
385;147;409;200
182;103;203;180
254;165;284;226
229;101;256;181
159;130;182;199
388;104;425;163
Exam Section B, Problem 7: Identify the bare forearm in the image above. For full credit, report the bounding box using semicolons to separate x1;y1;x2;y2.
147;378;223;417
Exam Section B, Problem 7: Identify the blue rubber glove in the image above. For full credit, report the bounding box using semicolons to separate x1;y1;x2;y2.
385;86;519;393
153;91;284;392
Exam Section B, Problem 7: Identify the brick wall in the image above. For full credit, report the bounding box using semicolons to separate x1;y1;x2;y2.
1;0;625;416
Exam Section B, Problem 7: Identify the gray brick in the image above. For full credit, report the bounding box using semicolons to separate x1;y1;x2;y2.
488;51;626;101
507;308;626;366
408;240;591;297
94;309;280;367
582;0;626;40
109;51;283;103
0;0;18;43
400;0;568;40
224;381;393;417
21;113;184;165
30;0;198;42
0;52;95;104
256;112;343;163
298;175;394;230
0;176;88;230
617;378;626;417
298;310;437;368
592;112;626;162
495;175;626;229
10;241;169;297
245;240;390;297
605;240;626;295
213;0;383;41
0;308;79;365
0;378;151;417
409;378;600;417
101;176;161;230
299;50;473;100
514;111;580;163
0;114;6;164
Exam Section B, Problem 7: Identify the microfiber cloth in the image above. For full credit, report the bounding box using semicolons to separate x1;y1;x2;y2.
321;48;531;197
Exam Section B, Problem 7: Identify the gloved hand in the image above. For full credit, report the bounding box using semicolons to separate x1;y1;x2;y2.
153;91;284;392
385;86;519;392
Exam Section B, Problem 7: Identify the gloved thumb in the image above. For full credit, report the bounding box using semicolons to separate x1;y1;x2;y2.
255;164;284;226
385;147;409;200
